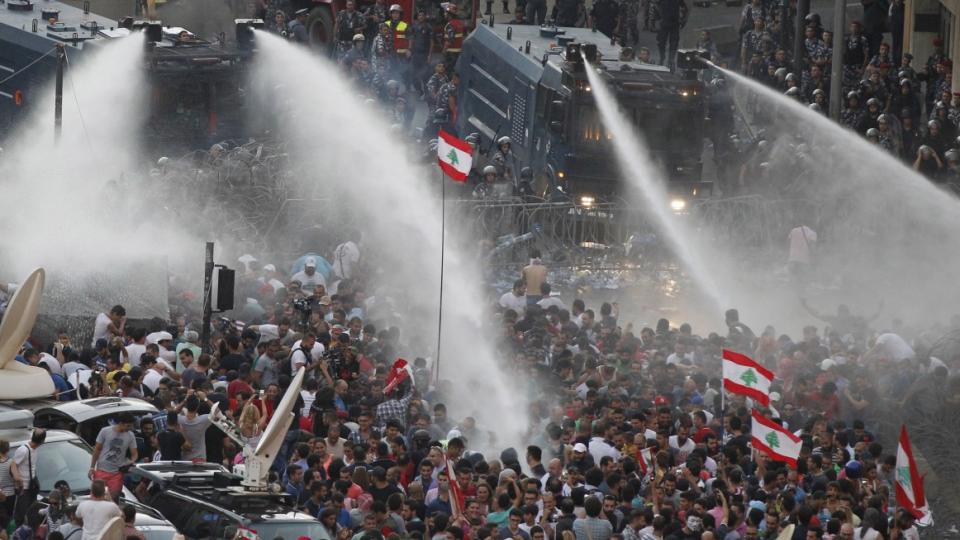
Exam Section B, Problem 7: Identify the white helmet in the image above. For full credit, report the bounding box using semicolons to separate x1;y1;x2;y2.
497;136;512;146
483;165;497;175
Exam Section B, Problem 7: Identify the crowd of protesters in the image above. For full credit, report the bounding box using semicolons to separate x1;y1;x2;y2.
4;238;956;540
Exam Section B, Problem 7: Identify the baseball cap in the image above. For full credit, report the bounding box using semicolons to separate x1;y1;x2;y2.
305;256;317;268
573;443;587;453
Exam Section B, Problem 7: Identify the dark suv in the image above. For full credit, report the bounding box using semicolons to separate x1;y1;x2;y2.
129;462;326;540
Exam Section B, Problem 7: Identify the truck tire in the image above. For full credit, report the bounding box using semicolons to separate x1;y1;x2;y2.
307;6;334;51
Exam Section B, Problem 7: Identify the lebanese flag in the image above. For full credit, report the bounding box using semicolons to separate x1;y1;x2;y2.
750;409;802;468
236;527;260;540
383;358;415;395
437;129;473;182
896;425;933;525
636;446;654;478
444;457;466;518
723;349;774;407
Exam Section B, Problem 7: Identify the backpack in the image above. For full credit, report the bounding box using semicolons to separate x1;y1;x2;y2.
283;348;307;378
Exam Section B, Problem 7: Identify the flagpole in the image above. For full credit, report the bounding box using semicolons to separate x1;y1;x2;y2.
436;165;446;387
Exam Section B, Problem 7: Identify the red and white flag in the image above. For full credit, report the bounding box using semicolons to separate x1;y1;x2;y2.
896;425;933;525
636;446;654;478
437;129;473;182
723;349;774;407
751;409;802;468
444;457;466;518
383;358;415;395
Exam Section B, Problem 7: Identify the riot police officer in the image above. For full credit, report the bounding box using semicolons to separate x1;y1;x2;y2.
492;136;517;187
288;8;309;43
474;166;498;198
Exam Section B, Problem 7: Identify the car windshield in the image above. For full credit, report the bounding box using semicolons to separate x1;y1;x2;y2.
249;521;327;539
576;105;698;151
34;439;94;493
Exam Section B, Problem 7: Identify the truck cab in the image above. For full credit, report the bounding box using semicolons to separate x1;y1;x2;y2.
455;23;708;205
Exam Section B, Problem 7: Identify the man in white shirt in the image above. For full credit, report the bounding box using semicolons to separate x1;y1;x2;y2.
668;423;696;463
124;328;147;368
76;479;121;539
140;356;168;394
499;279;527;315
332;235;361;283
787;224;817;283
290;333;323;372
537;282;566;310
91;305;126;348
249;321;295;345
867;332;915;362
588;425;620;465
292;257;326;292
12;429;45;523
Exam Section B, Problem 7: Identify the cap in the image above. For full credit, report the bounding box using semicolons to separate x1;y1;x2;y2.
749;500;767;513
820;358;835;371
691;394;704;405
389;3;401;10
95;338;109;349
305;256;317;268
263;263;276;272
654;395;669;406
295;7;309;15
146;331;173;344
573;443;587;453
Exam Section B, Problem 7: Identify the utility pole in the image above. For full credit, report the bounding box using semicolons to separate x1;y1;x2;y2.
780;0;791;51
201;242;214;352
829;0;845;120
794;0;810;72
54;44;65;144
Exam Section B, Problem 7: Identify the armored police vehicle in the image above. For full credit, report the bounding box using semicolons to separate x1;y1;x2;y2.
455;23;708;206
0;0;253;150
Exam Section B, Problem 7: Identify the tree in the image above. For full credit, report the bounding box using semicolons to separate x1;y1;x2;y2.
765;431;780;449
740;368;758;387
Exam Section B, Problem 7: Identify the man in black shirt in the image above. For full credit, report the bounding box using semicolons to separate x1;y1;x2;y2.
219;335;248;374
589;0;620;39
157;411;185;461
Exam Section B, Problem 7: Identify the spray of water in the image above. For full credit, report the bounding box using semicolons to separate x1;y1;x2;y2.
251;33;530;453
581;62;727;317
0;36;212;317
703;64;960;327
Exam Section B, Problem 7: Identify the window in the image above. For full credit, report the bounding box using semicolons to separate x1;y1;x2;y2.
33;440;92;493
147;492;190;529
180;506;225;539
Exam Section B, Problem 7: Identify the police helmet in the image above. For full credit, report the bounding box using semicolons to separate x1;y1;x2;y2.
898;70;910;79
389;3;402;11
785;72;797;83
774;67;788;78
899;78;910;87
711;77;727;89
353;33;366;41
955;135;960;146
157;156;169;167
947;149;960;162
846;91;859;101
804;12;821;24
808;103;821;112
812;89;825;97
520;167;533;180
413;429;431;442
483;165;497;176
929;119;941;129
877;114;890;124
936;101;947;110
757;139;769;150
497;136;512;146
784;87;800;97
919;144;933;153
866;97;880;108
866;128;880;138
464;132;480;145
433;108;447;120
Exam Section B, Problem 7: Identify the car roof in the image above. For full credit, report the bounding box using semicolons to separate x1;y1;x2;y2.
0;428;87;446
33;397;159;423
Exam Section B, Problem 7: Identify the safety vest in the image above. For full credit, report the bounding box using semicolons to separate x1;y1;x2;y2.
388;20;409;53
445;19;464;53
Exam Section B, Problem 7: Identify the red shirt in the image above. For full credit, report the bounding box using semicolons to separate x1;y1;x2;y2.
228;380;253;399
